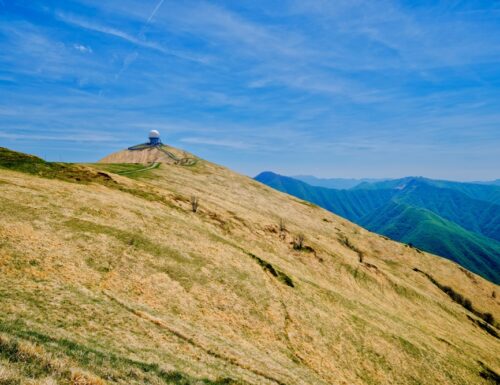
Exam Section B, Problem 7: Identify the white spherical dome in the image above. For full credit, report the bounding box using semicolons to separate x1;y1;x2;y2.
149;130;160;138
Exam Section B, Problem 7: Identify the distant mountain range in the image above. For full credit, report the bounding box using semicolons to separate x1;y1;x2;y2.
255;172;500;284
292;175;387;189
294;175;500;189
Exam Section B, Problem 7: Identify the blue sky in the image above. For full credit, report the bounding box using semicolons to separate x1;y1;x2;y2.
1;0;499;180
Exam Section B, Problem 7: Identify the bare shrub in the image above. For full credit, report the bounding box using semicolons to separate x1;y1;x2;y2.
293;233;305;250
339;234;364;263
279;218;286;240
279;218;286;233
190;196;199;213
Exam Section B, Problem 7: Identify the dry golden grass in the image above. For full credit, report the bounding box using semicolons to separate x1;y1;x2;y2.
98;144;195;164
69;370;106;385
0;148;499;385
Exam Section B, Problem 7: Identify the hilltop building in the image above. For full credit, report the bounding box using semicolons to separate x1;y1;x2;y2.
127;130;162;151
148;130;161;145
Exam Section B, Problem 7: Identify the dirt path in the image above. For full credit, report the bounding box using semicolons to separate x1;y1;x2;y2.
117;162;159;175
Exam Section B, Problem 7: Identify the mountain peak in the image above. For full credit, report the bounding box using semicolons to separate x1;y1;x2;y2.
99;143;197;166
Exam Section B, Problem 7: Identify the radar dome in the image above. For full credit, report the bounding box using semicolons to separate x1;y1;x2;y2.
149;130;160;138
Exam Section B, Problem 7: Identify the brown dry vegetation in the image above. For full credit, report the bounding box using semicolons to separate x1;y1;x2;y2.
98;145;196;165
0;147;499;385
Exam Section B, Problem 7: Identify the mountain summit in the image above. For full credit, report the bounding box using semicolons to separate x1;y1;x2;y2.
99;130;198;165
0;147;499;385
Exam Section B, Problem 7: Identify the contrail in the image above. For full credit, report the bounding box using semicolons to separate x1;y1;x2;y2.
113;0;166;82
146;0;166;25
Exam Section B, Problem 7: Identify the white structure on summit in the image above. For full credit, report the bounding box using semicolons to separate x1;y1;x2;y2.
148;130;161;145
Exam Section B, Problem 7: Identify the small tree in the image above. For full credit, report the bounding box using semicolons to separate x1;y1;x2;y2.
190;195;199;213
293;233;305;250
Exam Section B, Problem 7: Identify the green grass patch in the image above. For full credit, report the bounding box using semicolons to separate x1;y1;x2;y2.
390;281;425;301
343;263;376;285
88;163;151;174
0;319;246;384
64;218;189;265
0;147;117;185
394;336;423;358
87;162;161;179
63;218;209;289
478;361;500;384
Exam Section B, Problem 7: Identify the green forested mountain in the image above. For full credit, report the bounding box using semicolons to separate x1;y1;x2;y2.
255;172;500;284
354;177;500;205
255;171;395;221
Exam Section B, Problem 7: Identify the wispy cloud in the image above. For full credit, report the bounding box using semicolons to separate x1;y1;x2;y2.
57;12;166;53
180;137;251;149
56;11;210;64
73;43;92;53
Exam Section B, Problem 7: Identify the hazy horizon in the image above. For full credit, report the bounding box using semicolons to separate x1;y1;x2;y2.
257;171;499;184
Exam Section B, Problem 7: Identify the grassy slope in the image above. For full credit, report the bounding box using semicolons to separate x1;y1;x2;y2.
0;148;499;385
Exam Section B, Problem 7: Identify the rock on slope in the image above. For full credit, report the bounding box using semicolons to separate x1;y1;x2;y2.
0;146;499;385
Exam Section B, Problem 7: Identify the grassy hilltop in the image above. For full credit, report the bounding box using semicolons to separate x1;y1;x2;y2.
0;147;499;385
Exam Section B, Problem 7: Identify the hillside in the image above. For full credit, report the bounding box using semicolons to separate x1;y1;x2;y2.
255;172;500;284
0;147;499;385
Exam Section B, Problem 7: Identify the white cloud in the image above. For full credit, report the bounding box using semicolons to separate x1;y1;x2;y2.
73;43;92;53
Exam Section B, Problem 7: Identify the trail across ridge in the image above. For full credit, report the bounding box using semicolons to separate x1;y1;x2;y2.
126;143;198;166
156;146;198;166
117;162;160;175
